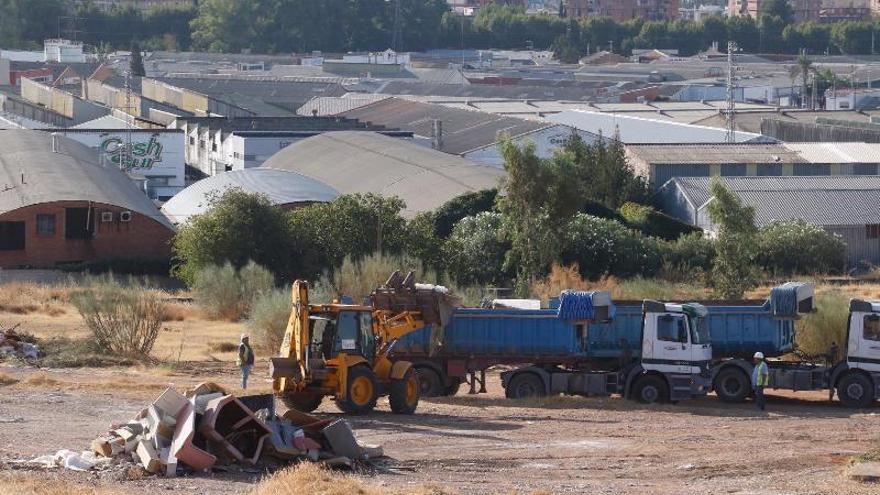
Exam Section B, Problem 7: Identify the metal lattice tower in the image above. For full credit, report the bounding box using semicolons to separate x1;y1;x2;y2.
725;41;738;144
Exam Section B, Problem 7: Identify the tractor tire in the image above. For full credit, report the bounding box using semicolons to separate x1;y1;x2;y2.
416;367;443;397
838;373;875;408
714;367;751;403
633;374;669;404
335;366;379;415
279;393;323;413
389;367;420;414
443;378;462;397
505;373;546;399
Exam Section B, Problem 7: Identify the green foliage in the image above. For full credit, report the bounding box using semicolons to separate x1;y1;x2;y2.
661;232;716;273
432;189;497;239
797;291;849;359
757;220;845;275
192;261;275;321
247;288;290;355
70;275;165;359
314;252;429;303
405;212;444;272
561;213;663;280
172;189;295;285
551;33;580;64
443;212;510;286
758;0;793;25
129;41;146;76
562;134;649;210
618;202;700;241
706;179;760;299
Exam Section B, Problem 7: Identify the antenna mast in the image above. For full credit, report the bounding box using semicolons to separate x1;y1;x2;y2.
725;41;738;144
391;0;401;51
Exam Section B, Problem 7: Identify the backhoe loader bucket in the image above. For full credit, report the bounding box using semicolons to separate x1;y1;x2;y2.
371;271;458;327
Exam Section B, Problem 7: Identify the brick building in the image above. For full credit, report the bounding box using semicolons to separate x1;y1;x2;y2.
566;0;680;21
0;130;173;268
728;0;822;23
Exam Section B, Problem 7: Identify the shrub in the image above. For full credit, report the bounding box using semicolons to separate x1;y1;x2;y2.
443;212;510;286
797;291;849;359
432;189;498;238
758;219;846;275
193;261;275;321
248;288;291;355
619;201;700;241
560;213;663;280
316;252;428;303
70;276;165;359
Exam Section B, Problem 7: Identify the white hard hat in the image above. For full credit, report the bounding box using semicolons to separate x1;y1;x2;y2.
753;351;764;359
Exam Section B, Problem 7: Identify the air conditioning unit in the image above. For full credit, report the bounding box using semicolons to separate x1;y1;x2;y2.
119;211;132;222
100;211;113;223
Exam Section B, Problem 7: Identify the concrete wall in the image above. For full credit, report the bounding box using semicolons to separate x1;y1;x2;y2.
0;93;73;127
20;77;108;124
0;201;172;268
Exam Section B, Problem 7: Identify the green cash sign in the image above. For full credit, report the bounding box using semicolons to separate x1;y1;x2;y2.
100;136;163;170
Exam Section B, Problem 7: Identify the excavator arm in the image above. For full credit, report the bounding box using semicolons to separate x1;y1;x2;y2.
271;280;310;394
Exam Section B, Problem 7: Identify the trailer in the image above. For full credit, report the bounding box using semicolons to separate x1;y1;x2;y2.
392;293;713;404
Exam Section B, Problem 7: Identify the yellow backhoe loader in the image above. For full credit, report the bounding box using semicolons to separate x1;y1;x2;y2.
270;271;455;415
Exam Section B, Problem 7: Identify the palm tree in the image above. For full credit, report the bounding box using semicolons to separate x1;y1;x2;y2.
790;50;813;109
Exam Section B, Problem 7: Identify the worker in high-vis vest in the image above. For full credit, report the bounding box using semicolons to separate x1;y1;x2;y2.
752;351;769;411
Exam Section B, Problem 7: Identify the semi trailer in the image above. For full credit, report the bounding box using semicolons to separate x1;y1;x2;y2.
392;293;713;404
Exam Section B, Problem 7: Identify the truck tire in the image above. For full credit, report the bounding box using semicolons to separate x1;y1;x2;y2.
714;367;751;403
416;367;443;397
837;373;875;408
280;393;322;413
389;367;420;414
335;366;379;415
443;378;462;397
633;375;668;404
505;372;546;399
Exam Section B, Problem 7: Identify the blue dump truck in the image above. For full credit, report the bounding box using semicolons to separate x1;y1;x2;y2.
392;292;713;404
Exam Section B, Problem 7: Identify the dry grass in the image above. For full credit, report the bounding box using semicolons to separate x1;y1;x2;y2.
208;341;238;353
0;472;128;495
22;372;60;387
0;282;68;316
0;371;19;386
531;264;708;303
250;463;459;495
161;302;199;322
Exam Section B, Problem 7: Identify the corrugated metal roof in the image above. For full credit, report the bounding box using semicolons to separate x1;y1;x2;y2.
627;143;804;165
340;97;547;155
296;95;390;117
160;168;338;224
260;131;505;217
547;110;766;144
0;130;172;229
783;142;880;163
673;176;880;226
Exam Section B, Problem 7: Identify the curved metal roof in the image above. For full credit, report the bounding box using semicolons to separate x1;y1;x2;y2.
0;129;172;229
260;131;505;217
160;168;339;224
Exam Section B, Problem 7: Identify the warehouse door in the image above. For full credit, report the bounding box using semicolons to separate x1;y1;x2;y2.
0;221;25;250
65;208;94;240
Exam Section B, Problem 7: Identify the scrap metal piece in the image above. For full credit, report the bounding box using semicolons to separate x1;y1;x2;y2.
199;395;271;465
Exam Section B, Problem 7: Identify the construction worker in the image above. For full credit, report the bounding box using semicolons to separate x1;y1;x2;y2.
238;333;255;389
752;351;769;411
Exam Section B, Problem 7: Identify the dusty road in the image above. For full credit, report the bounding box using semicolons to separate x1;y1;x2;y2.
0;364;878;495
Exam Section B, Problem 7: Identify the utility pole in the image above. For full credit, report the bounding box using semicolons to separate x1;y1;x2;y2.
725;41;738;143
391;0;401;52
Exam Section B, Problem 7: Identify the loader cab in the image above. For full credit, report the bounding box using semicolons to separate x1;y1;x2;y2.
641;301;712;374
309;309;376;362
845;300;880;372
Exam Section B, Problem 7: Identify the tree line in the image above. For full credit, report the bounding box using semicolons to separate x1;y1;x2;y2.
0;0;878;56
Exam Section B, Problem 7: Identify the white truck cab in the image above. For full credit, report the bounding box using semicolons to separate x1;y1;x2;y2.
833;299;880;407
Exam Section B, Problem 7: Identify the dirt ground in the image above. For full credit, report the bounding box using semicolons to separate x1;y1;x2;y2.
1;362;878;495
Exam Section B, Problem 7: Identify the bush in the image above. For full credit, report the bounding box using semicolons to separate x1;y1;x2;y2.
432;189;497;238
797;291;849;359
193;261;275;321
758;219;846;275
618;201;701;241
70;275;165;359
248;288;291;355
561;213;663;280
443;212;510;286
315;252;428;303
59;258;171;276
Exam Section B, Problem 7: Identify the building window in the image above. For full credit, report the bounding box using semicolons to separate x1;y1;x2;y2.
189;136;195;145
720;164;747;176
853;163;879;175
867;224;880;239
211;142;217;151
0;221;25;250
864;315;880;342
65;207;94;240
757;164;783;176
36;214;55;235
793;163;830;176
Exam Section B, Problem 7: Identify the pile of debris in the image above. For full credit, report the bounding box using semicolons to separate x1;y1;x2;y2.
0;325;39;360
87;382;382;477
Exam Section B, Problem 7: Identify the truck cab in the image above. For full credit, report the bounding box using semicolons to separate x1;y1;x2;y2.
835;299;880;407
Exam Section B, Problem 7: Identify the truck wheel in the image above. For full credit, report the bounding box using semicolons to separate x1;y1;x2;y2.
280;393;323;413
838;373;875;408
443;378;462;397
416;367;443;397
714;367;751;403
505;373;546;399
633;375;668;404
389;368;420;414
335;366;379;415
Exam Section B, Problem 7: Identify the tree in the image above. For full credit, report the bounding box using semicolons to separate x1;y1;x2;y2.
562;133;649;209
706;179;760;299
759;0;793;25
551;33;581;63
790;51;814;108
432;189;498;238
172;189;295;285
443;212;510;285
129;40;146;76
757;220;845;275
